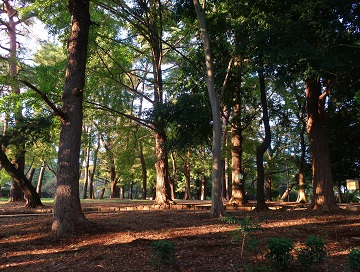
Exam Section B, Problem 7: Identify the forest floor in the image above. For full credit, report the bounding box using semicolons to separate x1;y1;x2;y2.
1;200;360;272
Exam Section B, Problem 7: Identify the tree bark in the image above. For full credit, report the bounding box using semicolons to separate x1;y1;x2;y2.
3;0;26;202
184;150;191;200
82;143;90;199
296;101;307;203
139;143;147;199
194;0;225;217
229;115;248;205
0;148;42;207
27;167;36;183
154;131;171;204
52;0;90;236
36;160;46;196
306;79;338;211
266;172;272;201
255;69;270;211
169;152;177;200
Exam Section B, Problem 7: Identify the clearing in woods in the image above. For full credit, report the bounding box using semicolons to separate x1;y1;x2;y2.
1;200;360;271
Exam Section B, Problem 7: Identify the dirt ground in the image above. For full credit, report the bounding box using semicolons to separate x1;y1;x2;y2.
1;200;360;272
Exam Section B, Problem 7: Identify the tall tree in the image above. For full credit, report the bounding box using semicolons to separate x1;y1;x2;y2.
1;0;30;202
52;0;91;235
255;69;270;211
306;79;337;210
193;0;224;217
0;0;45;207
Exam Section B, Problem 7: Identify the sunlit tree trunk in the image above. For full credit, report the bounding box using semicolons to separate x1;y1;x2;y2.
194;0;224;217
36;160;46;196
306;79;338;211
99;179;107;199
154;131;171;204
52;0;90;236
27;167;36;183
229;112;248;205
170;152;177;200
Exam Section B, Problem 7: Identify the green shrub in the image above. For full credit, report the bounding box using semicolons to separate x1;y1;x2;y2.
149;239;178;271
266;237;294;271
297;235;326;271
348;249;360;271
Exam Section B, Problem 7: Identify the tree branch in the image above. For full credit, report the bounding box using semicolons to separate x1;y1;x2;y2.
84;100;156;131
19;80;66;120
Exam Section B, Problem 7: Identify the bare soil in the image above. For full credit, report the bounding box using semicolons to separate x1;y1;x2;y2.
1;200;360;272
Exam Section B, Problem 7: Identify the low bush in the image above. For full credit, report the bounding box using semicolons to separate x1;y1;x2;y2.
266;237;294;271
348;249;360;271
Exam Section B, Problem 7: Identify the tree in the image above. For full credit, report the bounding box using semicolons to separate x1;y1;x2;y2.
306;79;337;210
52;0;91;236
273;0;359;210
254;69;271;211
193;0;224;217
0;0;40;203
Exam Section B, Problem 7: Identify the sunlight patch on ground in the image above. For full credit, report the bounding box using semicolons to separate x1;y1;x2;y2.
0;259;45;270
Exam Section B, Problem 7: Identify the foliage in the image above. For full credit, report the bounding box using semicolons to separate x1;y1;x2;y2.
222;215;265;258
149;239;178;271
297;235;326;271
0;115;54;148
266;237;294;271
348;249;360;272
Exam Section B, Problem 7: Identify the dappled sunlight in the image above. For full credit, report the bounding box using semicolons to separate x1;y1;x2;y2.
1;207;359;271
0;259;45;270
0;232;49;246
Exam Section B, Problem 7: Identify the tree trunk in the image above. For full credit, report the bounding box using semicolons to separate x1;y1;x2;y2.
296;99;307;203
129;180;133;199
89;133;100;199
266;172;272;201
201;176;206;200
27;167;36;183
281;183;295;202
0;148;42;207
306;80;338;211
255;69;270;211
184;150;191;200
99;179;107;199
36;160;46;196
222;114;230;201
229;114;248;205
120;185;125;199
109;163;119;198
154;131;171;204
82;144;90;199
52;0;90;236
4;0;25;202
139;143;147;199
149;1;171;205
169;152;177;200
194;0;224;217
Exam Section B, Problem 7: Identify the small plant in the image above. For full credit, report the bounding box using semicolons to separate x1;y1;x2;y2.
298;235;326;271
221;215;264;258
149;239;178;271
348;249;360;271
266;237;294;271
